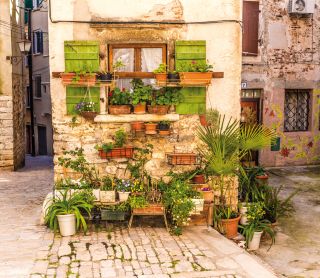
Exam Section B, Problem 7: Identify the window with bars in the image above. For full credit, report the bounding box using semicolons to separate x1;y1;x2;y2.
284;90;310;132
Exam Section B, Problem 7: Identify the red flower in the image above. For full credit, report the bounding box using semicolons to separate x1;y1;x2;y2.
108;91;113;97
307;141;313;148
280;147;290;158
191;60;197;64
269;110;275;117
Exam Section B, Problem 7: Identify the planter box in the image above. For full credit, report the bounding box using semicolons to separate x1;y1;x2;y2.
133;204;164;215
60;73;96;86
101;209;126;221
179;72;212;86
166;153;198;165
98;147;134;159
108;105;131;115
100;190;116;203
147;105;169;115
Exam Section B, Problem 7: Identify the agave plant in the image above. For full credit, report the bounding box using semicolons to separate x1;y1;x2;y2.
44;190;93;233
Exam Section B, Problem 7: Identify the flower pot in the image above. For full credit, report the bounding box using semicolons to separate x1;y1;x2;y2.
98;149;107;159
221;215;241;239
62;73;96;86
131;121;145;132
192;174;206;184
199;114;207;126
92;189;100;202
106;147;134;158
154;73;167;85
201;190;214;203
159;130;170;136
57;214;76;236
118;192;130;202
248;231;263;250
256;174;268;180
240;206;248;225
145;123;158;135
133;204;164;214
101;209;126;221
167;153;197;165
60;73;76;85
80;111;98;120
147;105;169;115
108;105;131;115
98;72;113;82
133;103;146;114
179;72;212;86
191;198;204;214
100;190;116;203
167;73;180;83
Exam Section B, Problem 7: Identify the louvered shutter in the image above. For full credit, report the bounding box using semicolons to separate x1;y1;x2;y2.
242;1;259;55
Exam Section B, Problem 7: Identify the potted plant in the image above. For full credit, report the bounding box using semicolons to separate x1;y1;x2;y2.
130;79;152;114
200;187;214;203
129;194;149;210
177;60;213;86
61;65;96;86
98;59;125;82
167;70;180;83
109;87;132;114
144;122;158;135
158;121;170;136
153;63;167;84
131;121;145;132
96;129;134;159
191;168;206;184
255;166;269;180
199;108;220;127
148;88;182;115
75;101;97;120
239;202;275;250
100;201;129;221
44;190;93;236
239;202;250;225
115;179;132;202
100;176;116;203
215;206;240;239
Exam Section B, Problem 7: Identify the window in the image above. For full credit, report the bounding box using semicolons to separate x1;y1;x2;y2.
33;0;42;9
33;31;43;54
284;90;310;132
242;1;260;56
34;76;42;98
26;86;31;108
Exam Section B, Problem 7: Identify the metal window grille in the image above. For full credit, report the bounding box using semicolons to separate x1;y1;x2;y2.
284;90;310;132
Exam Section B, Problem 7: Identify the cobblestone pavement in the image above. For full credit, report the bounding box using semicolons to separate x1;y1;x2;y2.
0;156;277;278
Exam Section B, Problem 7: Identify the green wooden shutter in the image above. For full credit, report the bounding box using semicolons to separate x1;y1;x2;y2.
175;40;206;115
64;41;100;72
66;87;100;115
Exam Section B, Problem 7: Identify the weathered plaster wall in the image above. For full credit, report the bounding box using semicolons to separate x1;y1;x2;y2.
49;0;242;179
242;0;320;166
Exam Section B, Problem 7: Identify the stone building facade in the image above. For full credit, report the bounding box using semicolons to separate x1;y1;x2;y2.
48;0;242;180
242;0;320;166
0;0;25;171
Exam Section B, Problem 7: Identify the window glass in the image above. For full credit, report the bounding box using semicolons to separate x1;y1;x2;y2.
141;48;162;72
112;48;134;72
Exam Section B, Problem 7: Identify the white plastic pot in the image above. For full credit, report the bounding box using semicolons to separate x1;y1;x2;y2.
191;198;205;214
92;189;100;201
100;190;116;203
248;231;263;250
118;192;130;202
57;214;76;236
240;206;248;225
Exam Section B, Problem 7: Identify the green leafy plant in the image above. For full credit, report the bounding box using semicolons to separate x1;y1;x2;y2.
129;195;149;209
109;87;131;105
113;59;125;72
114;129;127;147
44;190;93;233
176;60;213;73
101;176;113;191
127;144;153;180
153;63;167;74
130;79;152;105
103;201;129;212
151;88;182;106
205;108;220;129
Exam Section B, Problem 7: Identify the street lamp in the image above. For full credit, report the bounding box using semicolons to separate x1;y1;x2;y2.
17;39;32;55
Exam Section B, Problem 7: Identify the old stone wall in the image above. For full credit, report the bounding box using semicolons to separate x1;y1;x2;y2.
242;0;320;166
49;0;242;183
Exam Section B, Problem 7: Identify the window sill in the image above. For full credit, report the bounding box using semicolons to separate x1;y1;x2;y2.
94;113;180;123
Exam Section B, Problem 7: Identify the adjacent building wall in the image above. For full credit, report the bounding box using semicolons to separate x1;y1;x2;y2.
242;0;320;166
49;0;242;179
0;0;25;171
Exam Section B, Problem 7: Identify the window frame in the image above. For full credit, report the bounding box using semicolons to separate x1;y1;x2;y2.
33;30;43;55
34;75;42;99
108;43;167;79
284;89;310;132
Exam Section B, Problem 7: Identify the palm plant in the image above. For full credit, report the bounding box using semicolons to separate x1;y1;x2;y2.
45;190;93;233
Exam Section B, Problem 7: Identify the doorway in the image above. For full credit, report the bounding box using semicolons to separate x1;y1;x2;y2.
38;125;47;155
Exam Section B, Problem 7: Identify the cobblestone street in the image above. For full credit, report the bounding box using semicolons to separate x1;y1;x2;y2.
0;157;277;278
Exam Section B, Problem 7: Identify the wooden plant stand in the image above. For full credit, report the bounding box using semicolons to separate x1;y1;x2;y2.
128;204;169;231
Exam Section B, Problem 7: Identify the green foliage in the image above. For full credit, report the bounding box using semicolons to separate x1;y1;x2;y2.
176;60;213;72
215;206;238;220
153;63;167;74
101;177;113;191
113;59;125;71
44;190;93;233
109;87;131;105
205;108;220;129
127;144;153;180
130;79;152;105
103;201;129;212
152;88;183;106
57;148;100;188
114;129;127;148
55;178;92;190
128;195;149;209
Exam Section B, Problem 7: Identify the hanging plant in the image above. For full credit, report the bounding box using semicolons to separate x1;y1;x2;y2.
75;87;98;120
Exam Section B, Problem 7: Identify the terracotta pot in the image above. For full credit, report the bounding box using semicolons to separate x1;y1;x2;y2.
133;204;164;214
179;72;212;86
201;190;214;203
131;121;145;132
108;105;131;115
60;73;75;85
192;174;206;184
80;111;98;120
154;73;167;85
199;114;208;126
133;103;146;114
167;153;197;165
256;174;269;180
147;105;169;115
145;123;158;135
221;215;241;239
159;130;170;136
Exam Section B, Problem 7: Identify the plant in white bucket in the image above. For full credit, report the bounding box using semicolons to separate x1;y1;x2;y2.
239;202;275;251
44;190;93;236
116;179;132;202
